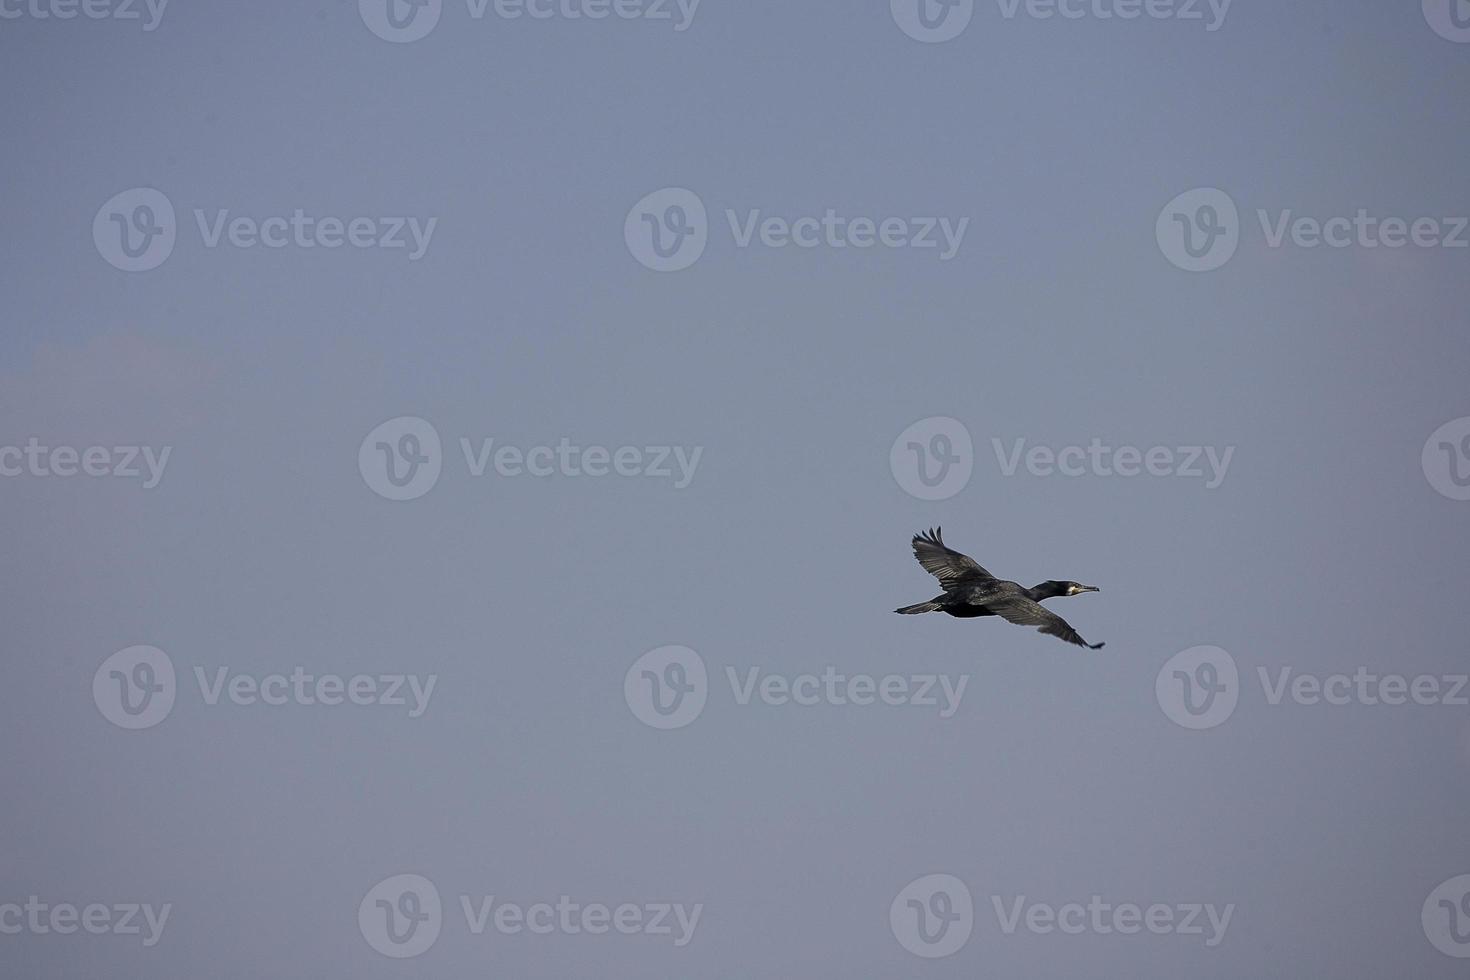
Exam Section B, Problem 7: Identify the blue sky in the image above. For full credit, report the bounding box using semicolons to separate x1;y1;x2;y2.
2;1;1469;976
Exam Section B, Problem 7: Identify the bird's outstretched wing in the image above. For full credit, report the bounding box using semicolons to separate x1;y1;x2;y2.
985;594;1105;650
910;527;994;588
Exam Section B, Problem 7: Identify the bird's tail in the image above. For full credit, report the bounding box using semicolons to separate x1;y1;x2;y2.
894;600;941;615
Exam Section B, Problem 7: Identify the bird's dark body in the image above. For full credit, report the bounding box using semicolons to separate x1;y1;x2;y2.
902;580;1039;617
894;528;1105;649
939;602;995;618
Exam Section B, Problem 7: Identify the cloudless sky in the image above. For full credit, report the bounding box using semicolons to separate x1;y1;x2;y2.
2;1;1469;976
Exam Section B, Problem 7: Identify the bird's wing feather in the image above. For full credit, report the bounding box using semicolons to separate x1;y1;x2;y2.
910;527;994;587
985;595;1103;649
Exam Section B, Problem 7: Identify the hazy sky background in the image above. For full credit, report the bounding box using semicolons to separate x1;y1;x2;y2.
3;1;1469;976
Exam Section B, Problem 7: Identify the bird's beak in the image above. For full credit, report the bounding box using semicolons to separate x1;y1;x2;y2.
1079;585;1100;593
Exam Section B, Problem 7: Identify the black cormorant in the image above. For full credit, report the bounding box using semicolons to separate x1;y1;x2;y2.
894;528;1105;649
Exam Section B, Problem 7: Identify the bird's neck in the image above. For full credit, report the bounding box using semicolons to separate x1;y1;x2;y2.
1027;581;1067;600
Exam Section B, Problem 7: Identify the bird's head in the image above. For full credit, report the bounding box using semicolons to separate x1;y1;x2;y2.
1033;580;1100;599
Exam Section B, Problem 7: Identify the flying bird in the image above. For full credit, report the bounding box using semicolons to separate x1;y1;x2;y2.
894;527;1105;649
